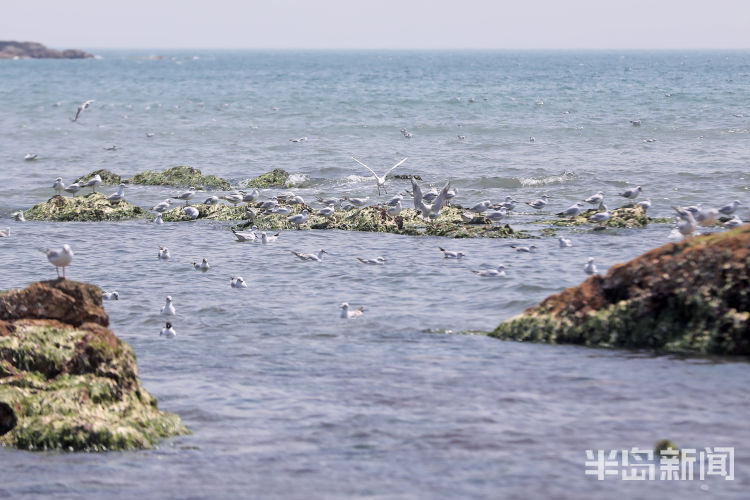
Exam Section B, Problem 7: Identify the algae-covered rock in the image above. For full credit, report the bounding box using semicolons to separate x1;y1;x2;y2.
541;205;651;228
75;169;122;186
24;194;146;222
243;169;290;189
127;166;230;190
0;279;188;451
490;224;750;355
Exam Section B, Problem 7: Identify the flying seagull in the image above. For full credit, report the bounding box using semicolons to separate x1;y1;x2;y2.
351;156;408;196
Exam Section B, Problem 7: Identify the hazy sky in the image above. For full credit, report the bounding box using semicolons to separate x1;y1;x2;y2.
2;0;749;50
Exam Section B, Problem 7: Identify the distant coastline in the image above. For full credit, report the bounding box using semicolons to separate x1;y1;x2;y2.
0;40;94;59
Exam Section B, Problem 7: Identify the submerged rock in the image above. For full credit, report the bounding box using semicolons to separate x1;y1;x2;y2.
126;166;230;190
24;194;146;222
0;279;188;451
243;169;290;189
490;225;750;355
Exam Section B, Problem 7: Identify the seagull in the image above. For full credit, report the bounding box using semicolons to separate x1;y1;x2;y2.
460;211;475;223
618;186;642;199
289;194;304;205
289;136;307;143
154;214;163;224
439;247;465;259
386;201;402;217
104;145;118;151
724;215;743;228
231;228;257;242
160;322;176;338
317;205;335;218
221;192;243;206
318;196;342;207
472;265;506;277
584;191;604;206
145;132;155;138
0;227;10;238
672;206;697;237
345;196;370;207
62;181;81;195
589;208;611;225
173;187;197;206
184;206;199;219
469;200;492;214
40;244;74;278
340;302;364;319
82;174;102;193
260;232;279;244
231;276;248;288
526;195;550;210
151;199;172;212
24;153;38;161
52;177;65;194
559;202;585;217
687;206;719;227
357;256;386;265
510;245;537;253
584;257;598;274
242;189;260;203
72;99;95;122
485;208;507;223
718;200;742;215
292;249;328;262
259;199;278;210
161;296;176;315
193;258;210;271
498;196;517;211
103;291;120;301
273;206;292;216
107;183;126;203
351;156;408;195
558;236;573;248
203;195;220;205
411;178;452;219
529;136;535;142
400;129;413;138
12;211;25;222
637;199;652;211
287;210;308;229
158;246;171;259
630;120;642;126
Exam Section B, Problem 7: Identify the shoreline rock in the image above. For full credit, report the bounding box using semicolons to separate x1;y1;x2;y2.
24;193;146;222
490;225;750;355
127;166;230;190
0;41;94;60
242;169;290;189
0;279;188;451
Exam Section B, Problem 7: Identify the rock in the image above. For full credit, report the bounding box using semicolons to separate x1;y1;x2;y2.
160;203;251;222
655;439;679;455
126;166;230;190
543;205;652;228
23;193;146;222
392;174;423;180
0;41;94;59
490;225;750;355
0;280;188;451
243;169;290;189
75;169;122;186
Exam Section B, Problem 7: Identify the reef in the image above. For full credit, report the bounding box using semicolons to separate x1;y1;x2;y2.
75;169;122;186
539;205;652;228
490;224;750;355
160;203;251;222
233;204;527;239
24;194;146;222
126;166;230;190
0;279;188;451
0;41;93;59
242;169;291;189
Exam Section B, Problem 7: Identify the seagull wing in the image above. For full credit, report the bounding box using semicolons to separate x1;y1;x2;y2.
410;178;425;211
428;181;452;216
384;157;408;177
351;156;378;180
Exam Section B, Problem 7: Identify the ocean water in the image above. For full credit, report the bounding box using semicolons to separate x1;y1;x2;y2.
1;50;749;499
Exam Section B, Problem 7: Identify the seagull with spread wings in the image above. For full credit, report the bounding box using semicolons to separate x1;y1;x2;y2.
351;156;407;195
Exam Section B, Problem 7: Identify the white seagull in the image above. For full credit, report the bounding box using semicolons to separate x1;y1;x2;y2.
559;202;585;217
107;183;126;203
351;156;408;195
158;246;171;259
52;177;65;194
411;178;452;219
12;211;25;222
184;206;199;219
63;182;81;195
472;265;506;277
718;200;742;215
511;245;537;253
526;195;550;210
260;232;279;244
345;196;370;207
317;205;336;218
193;258;210;271
386;201;402;217
231;276;248;288
584;257;598;274
231;228;257;242
24;153;38;161
41;244;74;278
618;186;642;199
161;296;176;315
558;236;573;247
82;174;102;193
173;187;197;206
0;227;10;238
292;249;328;262
151;199;172;212
439;247;465;259
72;99;95;122
340;302;364;319
287;210;308;229
103;291;120;301
584;191;604;206
357;256;386;265
154;214;164;224
160;322;176;338
469;200;492;214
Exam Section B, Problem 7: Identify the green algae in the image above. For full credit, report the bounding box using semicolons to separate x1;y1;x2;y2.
127;166;230;190
75;169;122;185
490;225;750;355
537;206;651;228
243;169;290;188
160;203;252;222
24;193;146;222
0;323;188;451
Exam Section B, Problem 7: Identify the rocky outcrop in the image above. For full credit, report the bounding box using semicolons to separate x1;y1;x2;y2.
0;280;188;451
490;225;750;355
127;166;230;190
75;169;122;186
24;193;146;222
0;41;93;59
242;169;290;189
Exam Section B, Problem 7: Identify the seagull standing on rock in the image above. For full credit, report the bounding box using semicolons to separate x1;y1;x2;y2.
107;183;126;203
40;244;74;278
52;177;65;194
287;210;308;229
173;187;197;206
82;174;102;193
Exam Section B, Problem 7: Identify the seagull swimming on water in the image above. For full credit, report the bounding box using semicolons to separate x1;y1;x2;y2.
340;302;364;319
292;249;328;262
161;296;176;315
12;211;25;222
24;153;38;161
0;227;10;238
357;256;386;265
102;291;120;300
439;247;465;259
351;156;408;195
260;232;279;244
471;265;506;277
160;322;176;337
40;244;74;278
558;236;573;248
158;246;171;259
231;276;248;288
231;228;257;242
618;186;642;199
193;258;210;271
584;257;598;274
72;99;95;122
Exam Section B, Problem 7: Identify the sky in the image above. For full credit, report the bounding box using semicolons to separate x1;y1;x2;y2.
2;0;749;50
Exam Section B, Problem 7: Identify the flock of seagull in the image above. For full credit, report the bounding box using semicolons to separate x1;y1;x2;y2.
5;100;746;337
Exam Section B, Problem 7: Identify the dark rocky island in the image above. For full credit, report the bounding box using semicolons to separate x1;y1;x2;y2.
491;224;750;355
0;279;188;451
0;41;94;59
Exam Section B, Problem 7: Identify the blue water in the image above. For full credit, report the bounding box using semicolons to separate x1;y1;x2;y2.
1;50;749;499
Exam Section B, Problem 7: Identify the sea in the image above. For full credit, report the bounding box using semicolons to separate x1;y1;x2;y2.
0;50;748;499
